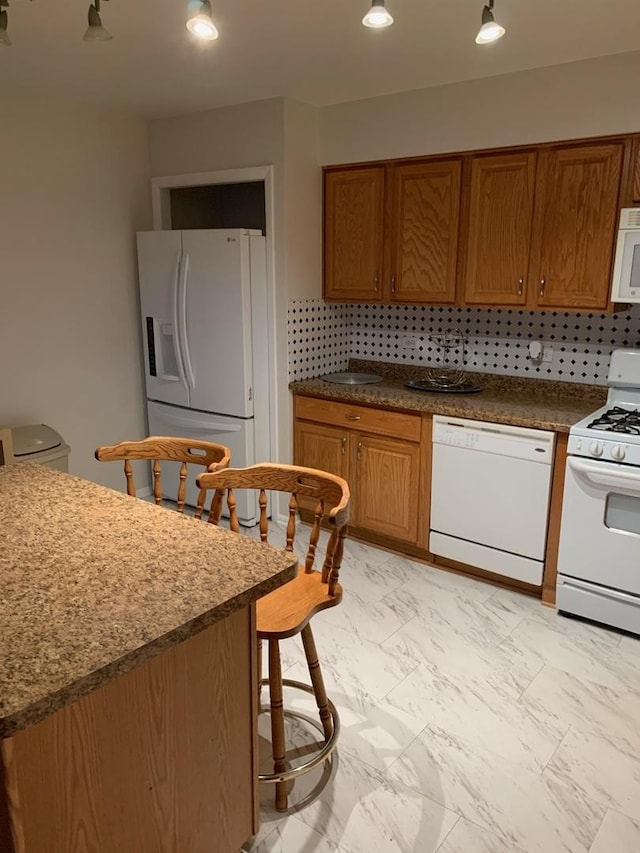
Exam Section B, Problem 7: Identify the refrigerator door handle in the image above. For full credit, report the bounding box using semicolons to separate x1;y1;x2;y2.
172;250;188;391
178;252;196;391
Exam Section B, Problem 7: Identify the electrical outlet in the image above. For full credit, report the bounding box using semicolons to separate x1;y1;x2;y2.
399;333;419;351
542;344;553;363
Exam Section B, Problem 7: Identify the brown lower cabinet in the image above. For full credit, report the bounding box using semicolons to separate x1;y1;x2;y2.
294;396;423;545
294;394;568;604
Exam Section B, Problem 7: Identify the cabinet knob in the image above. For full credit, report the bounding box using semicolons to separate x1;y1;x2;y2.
539;278;546;297
341;437;347;455
374;274;379;292
391;275;396;294
357;441;362;461
517;278;524;296
345;414;361;422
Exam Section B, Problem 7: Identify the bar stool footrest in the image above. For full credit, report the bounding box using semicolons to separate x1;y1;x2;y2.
257;678;340;784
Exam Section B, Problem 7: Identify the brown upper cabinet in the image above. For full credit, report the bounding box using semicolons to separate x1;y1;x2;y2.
324;133;635;311
388;160;462;304
463;151;537;306
323;159;462;303
324;167;384;301
529;143;623;310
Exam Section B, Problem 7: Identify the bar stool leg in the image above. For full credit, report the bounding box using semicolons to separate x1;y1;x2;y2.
301;624;333;741
268;639;288;811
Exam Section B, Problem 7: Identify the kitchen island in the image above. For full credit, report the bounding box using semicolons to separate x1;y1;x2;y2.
0;463;297;853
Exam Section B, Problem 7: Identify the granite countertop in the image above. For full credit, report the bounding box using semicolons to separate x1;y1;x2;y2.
0;464;297;739
290;359;607;433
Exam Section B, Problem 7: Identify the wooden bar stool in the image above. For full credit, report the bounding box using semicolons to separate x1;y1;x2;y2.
197;463;350;811
95;436;231;518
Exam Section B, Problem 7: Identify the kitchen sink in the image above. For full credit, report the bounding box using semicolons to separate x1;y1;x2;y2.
321;372;383;385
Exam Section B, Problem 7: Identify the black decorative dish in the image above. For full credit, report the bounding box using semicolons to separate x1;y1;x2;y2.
405;379;483;394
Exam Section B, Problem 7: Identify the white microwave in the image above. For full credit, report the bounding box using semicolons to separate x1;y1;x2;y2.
611;208;640;303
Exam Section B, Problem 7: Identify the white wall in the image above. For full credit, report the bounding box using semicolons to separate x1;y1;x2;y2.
0;94;151;489
283;100;322;302
320;50;640;164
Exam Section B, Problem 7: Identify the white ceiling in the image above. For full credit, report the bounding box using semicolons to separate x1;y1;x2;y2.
4;0;640;119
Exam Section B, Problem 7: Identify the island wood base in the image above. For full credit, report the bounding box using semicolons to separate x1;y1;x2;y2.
0;605;259;853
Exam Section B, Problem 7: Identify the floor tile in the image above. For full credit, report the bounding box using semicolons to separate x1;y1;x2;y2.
436;818;528;853
619;634;640;659
341;552;417;603
386;579;522;647
545;726;640;822
388;725;605;853
520;664;640;753
290;620;418;701
588;809;640;853
616;633;640;681
245;814;341;852
390;560;497;608
317;587;415;644
385;663;565;772
382;600;537;697
275;682;427;774
287;750;459;853
483;586;566;626
499;617;635;693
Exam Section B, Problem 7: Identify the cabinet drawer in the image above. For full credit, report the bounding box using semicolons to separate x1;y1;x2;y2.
295;396;421;442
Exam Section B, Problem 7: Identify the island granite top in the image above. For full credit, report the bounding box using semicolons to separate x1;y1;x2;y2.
290;359;607;433
0;464;297;738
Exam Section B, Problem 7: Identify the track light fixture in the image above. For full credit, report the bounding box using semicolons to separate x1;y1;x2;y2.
83;0;112;42
0;0;510;47
475;0;506;44
362;1;394;29
186;0;219;41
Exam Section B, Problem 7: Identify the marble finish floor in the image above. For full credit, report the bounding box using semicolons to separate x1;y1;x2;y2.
241;530;640;853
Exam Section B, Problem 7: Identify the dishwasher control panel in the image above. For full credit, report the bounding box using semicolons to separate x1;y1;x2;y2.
433;424;481;449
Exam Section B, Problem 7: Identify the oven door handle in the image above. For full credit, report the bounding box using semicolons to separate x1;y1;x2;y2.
568;457;640;493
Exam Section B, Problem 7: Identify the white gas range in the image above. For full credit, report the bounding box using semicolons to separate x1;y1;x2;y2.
557;348;640;634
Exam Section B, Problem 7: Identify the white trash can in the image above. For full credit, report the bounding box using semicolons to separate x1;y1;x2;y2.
11;424;71;472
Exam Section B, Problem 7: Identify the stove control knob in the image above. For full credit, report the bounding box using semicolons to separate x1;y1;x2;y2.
611;444;626;461
589;441;604;457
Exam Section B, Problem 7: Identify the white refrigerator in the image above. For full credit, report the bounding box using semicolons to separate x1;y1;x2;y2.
136;228;270;524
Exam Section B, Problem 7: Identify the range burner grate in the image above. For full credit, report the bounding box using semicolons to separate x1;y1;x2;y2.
588;406;640;435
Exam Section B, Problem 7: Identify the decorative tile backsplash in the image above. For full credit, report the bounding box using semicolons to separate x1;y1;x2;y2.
288;299;640;385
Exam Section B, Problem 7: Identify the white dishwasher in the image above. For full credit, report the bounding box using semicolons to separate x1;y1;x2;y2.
430;416;555;585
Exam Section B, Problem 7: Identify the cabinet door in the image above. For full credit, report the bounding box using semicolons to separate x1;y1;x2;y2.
464;152;536;306
389;160;461;303
324;167;384;301
352;434;420;543
530;143;623;309
294;420;349;511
